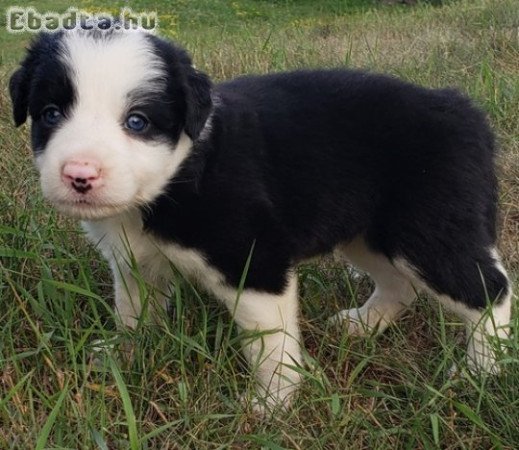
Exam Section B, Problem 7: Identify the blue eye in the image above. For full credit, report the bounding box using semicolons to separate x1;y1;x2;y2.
125;113;148;133
41;106;62;126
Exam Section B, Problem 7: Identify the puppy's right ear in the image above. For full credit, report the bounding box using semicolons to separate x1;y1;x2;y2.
9;66;30;127
10;33;62;127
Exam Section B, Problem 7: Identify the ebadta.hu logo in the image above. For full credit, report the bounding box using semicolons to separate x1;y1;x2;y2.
6;7;158;33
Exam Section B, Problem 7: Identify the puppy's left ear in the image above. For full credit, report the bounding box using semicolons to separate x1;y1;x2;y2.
9;66;30;127
184;67;212;140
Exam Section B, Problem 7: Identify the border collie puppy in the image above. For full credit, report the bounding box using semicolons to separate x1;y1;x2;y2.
10;28;512;410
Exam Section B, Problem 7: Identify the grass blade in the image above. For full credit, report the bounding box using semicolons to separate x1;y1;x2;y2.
35;382;69;450
108;357;139;450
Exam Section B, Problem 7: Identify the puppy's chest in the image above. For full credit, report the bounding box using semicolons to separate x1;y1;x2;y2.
82;212;220;285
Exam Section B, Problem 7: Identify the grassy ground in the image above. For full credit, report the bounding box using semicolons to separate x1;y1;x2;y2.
0;0;518;448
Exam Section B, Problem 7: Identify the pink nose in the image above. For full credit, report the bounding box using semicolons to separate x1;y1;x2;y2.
61;159;101;194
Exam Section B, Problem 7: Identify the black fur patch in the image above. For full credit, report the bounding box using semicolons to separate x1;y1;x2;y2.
143;68;507;306
9;32;76;153
146;35;213;142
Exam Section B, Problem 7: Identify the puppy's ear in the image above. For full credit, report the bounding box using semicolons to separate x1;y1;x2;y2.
184;67;212;140
9;66;30;127
145;35;213;140
9;33;56;127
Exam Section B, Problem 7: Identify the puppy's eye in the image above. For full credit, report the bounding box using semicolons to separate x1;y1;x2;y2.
125;113;149;133
41;106;63;126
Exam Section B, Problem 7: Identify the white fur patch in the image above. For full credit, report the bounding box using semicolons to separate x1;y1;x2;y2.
330;239;416;334
84;212;303;408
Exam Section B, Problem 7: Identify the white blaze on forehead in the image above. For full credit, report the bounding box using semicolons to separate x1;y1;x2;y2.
36;31;194;220
61;31;165;114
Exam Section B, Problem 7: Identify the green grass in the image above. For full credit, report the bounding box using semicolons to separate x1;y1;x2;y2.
1;0;518;448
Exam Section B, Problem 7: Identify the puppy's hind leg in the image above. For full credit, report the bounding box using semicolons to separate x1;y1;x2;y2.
440;249;512;374
396;246;513;374
329;239;417;335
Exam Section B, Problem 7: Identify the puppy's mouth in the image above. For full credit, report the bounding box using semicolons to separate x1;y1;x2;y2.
52;198;130;220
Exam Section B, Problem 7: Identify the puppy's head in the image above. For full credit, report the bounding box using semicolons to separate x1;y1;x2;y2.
10;29;212;219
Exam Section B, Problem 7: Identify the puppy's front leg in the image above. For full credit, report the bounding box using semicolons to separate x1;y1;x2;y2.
111;262;169;329
220;272;302;411
111;265;143;329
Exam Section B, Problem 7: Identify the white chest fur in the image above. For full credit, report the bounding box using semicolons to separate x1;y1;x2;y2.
81;210;225;291
81;210;305;411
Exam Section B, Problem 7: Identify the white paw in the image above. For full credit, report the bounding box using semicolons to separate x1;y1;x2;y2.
448;357;500;380
466;355;500;376
239;392;290;417
327;308;375;336
240;395;270;417
239;378;298;416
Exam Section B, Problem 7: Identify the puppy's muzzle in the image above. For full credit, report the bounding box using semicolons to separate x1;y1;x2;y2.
61;159;102;194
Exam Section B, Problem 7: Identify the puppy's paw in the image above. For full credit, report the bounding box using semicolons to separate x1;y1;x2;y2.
327;309;374;336
448;358;500;380
239;379;298;417
239;392;290;417
466;356;501;376
239;394;269;417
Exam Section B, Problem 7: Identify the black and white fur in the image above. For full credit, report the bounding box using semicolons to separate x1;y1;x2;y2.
10;28;512;410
